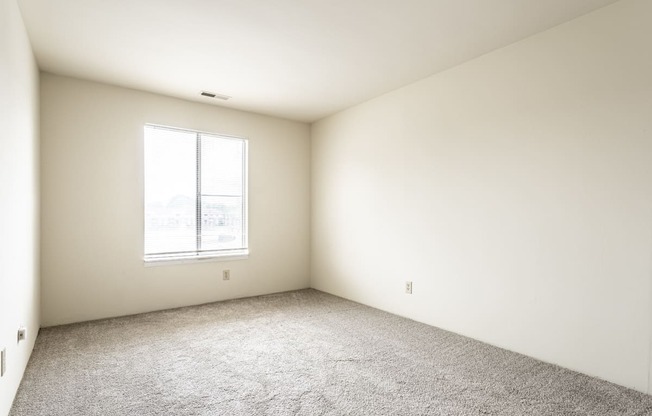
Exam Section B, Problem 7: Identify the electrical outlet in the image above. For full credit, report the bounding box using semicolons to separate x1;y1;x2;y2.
1;347;6;377
17;327;26;343
405;281;413;294
223;269;230;280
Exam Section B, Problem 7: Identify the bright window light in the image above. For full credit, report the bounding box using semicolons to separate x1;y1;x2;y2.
144;124;248;262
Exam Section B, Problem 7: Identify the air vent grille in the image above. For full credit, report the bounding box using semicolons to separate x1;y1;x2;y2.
200;91;230;100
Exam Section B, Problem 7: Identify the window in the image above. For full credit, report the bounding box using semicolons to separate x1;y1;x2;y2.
144;124;248;262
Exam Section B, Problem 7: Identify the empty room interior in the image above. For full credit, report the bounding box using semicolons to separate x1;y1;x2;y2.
2;0;652;414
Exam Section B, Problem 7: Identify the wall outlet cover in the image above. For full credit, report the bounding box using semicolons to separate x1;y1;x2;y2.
18;327;26;342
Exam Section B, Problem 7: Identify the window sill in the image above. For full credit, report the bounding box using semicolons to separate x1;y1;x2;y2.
143;251;249;267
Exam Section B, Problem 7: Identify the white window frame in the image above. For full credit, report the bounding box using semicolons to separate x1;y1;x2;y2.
143;124;249;264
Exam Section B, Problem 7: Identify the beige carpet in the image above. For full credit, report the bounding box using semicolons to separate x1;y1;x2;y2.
10;289;652;415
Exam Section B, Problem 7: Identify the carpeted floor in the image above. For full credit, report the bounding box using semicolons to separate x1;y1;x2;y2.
10;289;652;415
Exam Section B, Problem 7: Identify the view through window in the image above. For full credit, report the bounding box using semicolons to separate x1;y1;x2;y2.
144;124;248;261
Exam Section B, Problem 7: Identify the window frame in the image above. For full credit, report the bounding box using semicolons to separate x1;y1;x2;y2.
143;123;249;264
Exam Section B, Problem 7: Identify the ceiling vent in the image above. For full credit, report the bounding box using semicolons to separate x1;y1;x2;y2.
200;91;230;100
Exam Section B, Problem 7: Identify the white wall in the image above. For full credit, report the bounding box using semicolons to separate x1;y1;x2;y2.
311;0;652;394
40;74;310;327
0;0;40;414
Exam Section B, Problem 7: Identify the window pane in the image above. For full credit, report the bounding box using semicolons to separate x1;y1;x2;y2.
144;127;197;255
201;135;244;197
200;195;244;251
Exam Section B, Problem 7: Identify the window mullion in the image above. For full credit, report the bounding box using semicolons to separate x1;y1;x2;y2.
196;133;202;252
241;141;247;248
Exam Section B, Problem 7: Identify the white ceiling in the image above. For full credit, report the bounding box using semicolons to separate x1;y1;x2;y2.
18;0;619;122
